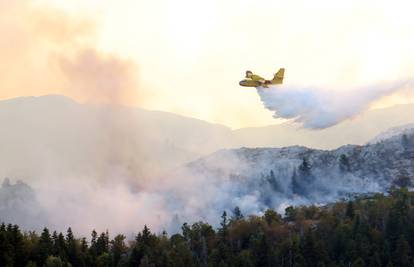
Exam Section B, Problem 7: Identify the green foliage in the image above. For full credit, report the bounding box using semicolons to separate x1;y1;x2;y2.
346;201;355;219
44;256;63;267
110;234;127;267
231;206;244;222
96;252;110;267
263;209;282;225
292;158;315;196
25;261;38;267
3;188;414;267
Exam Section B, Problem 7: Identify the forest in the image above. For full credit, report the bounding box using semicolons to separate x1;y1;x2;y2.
1;187;414;267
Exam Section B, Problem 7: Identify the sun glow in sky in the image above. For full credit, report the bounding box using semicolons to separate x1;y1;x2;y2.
2;0;414;128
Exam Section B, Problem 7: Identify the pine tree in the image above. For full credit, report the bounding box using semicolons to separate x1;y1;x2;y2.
96;253;110;267
291;169;302;195
339;154;351;172
393;235;411;267
25;261;38;267
232;206;244;221
263;209;282;225
219;211;228;240
44;256;64;267
251;231;272;267
139;255;154;267
285;206;297;221
352;257;365;267
345;201;355;219
10;224;26;267
129;225;154;267
66;228;74;243
0;228;13;266
90;229;98;262
51;231;59;256
110;234;127;267
402;134;409;150
96;232;109;255
57;233;67;261
267;170;282;192
36;228;53;266
214;211;230;265
298;158;311;178
66;228;80;267
142;226;151;243
181;223;191;242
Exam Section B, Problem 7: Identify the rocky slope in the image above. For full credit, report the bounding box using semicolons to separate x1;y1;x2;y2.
170;126;414;219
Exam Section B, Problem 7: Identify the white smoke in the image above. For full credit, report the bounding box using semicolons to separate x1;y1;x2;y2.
1;121;411;236
256;79;414;129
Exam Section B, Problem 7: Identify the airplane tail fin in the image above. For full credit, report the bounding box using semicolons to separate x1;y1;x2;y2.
272;68;285;84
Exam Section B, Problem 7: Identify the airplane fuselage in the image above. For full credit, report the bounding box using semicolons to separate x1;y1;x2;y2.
239;79;264;87
239;68;284;88
239;79;279;87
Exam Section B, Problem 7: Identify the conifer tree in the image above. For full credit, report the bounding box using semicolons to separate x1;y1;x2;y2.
346;201;355;219
232;206;244;221
36;228;53;266
339;154;351;172
110;234;127;267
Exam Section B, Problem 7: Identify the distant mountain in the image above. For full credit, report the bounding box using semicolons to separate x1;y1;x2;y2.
0;95;234;183
0;95;414;185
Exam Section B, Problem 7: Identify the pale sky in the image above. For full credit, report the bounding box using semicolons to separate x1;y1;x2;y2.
2;0;414;128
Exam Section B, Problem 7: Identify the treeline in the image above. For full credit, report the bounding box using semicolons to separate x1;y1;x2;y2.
2;188;414;267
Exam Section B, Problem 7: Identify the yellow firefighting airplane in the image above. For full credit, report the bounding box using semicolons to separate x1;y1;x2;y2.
239;68;285;88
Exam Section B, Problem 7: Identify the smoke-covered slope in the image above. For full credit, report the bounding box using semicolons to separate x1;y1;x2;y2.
2;128;412;232
1;95;414;233
167;128;414;223
0;178;46;229
369;123;414;144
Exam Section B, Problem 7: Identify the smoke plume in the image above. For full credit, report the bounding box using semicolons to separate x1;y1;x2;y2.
0;1;140;106
257;79;414;129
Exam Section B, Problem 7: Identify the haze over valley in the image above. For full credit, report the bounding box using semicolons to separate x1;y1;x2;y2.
1;95;414;235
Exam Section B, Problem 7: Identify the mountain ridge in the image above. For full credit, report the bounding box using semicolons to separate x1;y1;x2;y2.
167;126;414;222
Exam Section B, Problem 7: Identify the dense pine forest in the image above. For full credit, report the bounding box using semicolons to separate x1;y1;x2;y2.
1;188;414;267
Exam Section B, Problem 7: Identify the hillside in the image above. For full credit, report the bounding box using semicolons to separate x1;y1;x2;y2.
0;113;413;234
167;126;414;222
